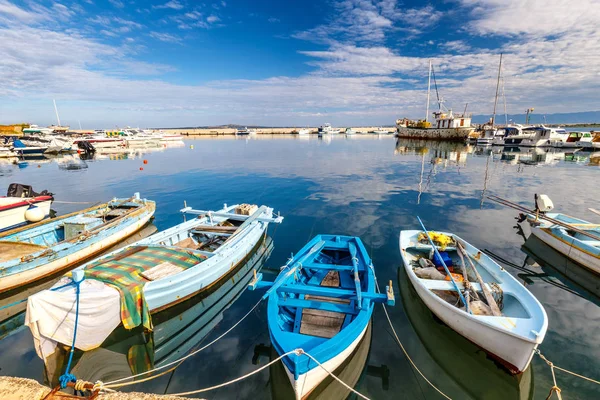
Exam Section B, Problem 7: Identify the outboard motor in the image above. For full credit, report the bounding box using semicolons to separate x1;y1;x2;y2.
534;194;554;214
77;140;96;154
7;183;53;198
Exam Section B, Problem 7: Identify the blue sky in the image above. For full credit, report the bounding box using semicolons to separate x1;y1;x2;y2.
1;0;599;128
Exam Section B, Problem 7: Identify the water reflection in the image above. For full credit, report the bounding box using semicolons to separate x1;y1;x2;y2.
45;236;273;387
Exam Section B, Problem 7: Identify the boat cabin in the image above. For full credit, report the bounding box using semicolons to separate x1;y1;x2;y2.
432;110;472;129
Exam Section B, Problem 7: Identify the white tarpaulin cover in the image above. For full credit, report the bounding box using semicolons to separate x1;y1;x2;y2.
25;277;122;361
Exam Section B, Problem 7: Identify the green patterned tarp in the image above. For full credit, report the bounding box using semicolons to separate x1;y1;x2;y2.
84;245;207;330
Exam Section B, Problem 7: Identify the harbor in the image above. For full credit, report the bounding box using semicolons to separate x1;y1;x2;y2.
0;135;598;399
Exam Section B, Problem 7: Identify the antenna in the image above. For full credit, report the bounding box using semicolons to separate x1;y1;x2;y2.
425;60;432;122
78;120;82;130
53;99;61;126
431;65;442;111
502;74;508;126
491;53;503;127
463;103;468;115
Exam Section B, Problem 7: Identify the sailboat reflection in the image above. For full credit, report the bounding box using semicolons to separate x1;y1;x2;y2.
398;266;534;400
45;236;274;387
253;322;389;399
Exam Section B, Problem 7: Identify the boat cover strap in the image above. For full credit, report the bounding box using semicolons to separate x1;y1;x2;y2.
84;246;207;330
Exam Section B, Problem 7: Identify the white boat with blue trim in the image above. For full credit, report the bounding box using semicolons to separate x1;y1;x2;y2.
526;213;600;276
400;227;547;374
26;203;283;361
0;193;155;292
249;235;394;399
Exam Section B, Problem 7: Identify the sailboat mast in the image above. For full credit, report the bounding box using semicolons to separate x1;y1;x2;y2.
425;60;432;122
491;53;502;127
53;99;61;127
502;75;508;126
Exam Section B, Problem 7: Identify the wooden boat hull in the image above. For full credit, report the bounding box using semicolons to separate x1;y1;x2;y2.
0;198;155;292
400;230;547;374
396;126;474;141
530;227;600;275
284;324;368;399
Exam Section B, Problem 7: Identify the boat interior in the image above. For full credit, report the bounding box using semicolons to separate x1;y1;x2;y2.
404;233;530;319
0;201;142;262
276;237;367;348
550;214;600;247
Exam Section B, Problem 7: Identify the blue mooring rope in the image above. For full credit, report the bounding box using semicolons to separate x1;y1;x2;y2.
58;274;84;389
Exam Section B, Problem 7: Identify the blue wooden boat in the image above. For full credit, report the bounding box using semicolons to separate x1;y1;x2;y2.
249;235;394;399
0;193;155;292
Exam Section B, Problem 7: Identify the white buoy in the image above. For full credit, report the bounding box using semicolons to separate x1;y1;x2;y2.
25;206;44;222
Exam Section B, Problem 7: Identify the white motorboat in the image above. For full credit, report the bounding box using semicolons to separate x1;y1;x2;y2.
491;125;528;146
400;228;548;374
318;123;340;135
577;131;600;149
297;128;310;135
0;183;54;232
503;126;568;147
554;131;593;148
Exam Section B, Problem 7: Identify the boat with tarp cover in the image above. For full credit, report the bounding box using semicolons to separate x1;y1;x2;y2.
26;203;283;362
400;228;548;374
0;193;154;293
249;235;394;399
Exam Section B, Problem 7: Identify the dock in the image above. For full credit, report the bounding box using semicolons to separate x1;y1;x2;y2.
0;376;200;400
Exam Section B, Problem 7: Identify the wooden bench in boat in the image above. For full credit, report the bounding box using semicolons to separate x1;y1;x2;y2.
279;297;358;315
419;278;485;292
299;271;349;339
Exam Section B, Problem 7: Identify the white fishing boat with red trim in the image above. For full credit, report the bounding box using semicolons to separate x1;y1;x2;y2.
0;184;54;233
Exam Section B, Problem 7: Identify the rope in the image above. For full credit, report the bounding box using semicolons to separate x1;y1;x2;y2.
58;278;82;389
104;296;264;388
0;280;83;312
368;264;452;400
302;350;371;400
535;349;600;398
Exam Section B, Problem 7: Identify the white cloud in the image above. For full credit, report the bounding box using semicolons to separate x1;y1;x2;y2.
108;0;124;9
154;0;184;10
149;31;182;43
206;15;219;23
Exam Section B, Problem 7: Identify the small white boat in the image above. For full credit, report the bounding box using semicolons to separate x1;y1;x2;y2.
369;127;392;134
525;213;600;276
503;126;568;147
577;131;600;149
318;123;340;135
345;128;357;135
491;124;527;146
297;128;310;135
555;131;593;148
26;202;282;361
0;183;53;232
400;228;547;374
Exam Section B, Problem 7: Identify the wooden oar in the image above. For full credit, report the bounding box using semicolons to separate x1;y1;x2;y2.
487;195;600;241
456;246;479;306
457;242;502;316
589;208;600;218
417;217;470;312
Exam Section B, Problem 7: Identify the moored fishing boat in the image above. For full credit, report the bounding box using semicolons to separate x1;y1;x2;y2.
523;212;600;276
26;202;282;361
399;223;548;374
0;183;54;232
0;193;155;293
396;60;474;141
249;235;394;399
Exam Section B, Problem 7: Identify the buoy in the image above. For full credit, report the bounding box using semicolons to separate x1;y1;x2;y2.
37;165;41;168
140;167;144;171
77;149;81;154
25;205;44;222
190;145;194;149
143;159;148;164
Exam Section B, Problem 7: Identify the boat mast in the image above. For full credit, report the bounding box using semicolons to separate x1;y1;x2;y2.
491;53;503;127
53;99;61;127
425;60;432;123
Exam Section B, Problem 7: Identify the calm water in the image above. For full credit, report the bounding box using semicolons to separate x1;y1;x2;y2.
0;136;599;399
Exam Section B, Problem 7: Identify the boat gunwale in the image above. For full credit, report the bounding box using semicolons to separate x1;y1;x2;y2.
268;235;376;377
399;229;548;344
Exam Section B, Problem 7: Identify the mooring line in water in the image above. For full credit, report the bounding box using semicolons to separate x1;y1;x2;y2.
535;349;599;400
103;296;265;388
369;265;452;400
